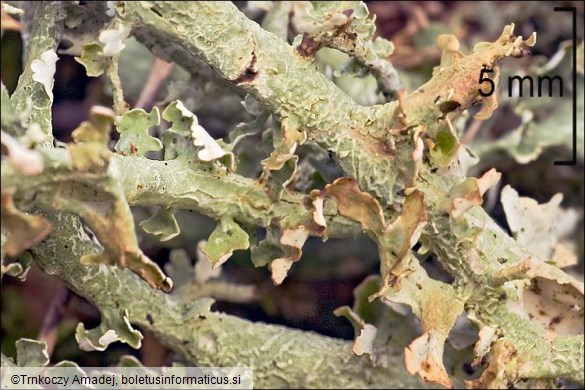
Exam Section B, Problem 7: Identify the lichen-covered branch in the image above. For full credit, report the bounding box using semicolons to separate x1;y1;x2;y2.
9;1;63;140
26;212;429;389
1;151;361;241
290;1;402;98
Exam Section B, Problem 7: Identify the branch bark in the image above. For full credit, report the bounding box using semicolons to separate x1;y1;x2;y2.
27;212;429;389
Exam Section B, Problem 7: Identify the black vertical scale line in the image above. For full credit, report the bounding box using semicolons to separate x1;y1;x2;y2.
553;6;577;166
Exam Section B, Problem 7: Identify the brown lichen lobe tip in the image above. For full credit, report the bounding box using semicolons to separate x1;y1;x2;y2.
296;33;319;57
296;8;355;58
231;49;258;84
161;277;173;293
342;9;354;17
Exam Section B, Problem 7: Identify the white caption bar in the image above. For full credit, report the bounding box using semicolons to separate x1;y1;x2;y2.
0;366;253;389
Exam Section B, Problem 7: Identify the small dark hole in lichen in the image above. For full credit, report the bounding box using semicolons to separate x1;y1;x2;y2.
150;7;163;18
439;101;461;114
549;315;562;327
462;363;476;375
59;39;74;51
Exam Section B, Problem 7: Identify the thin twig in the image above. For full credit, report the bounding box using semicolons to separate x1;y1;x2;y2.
461;118;483;145
106;56;128;116
135;58;175;111
37;286;69;358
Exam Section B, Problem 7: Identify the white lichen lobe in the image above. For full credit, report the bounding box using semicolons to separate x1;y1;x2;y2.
175;101;226;161
99;25;127;56
31;49;58;101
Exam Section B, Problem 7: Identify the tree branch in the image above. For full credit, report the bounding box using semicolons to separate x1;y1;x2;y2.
1;151;362;240
27;212;429;389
